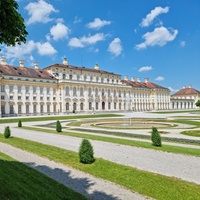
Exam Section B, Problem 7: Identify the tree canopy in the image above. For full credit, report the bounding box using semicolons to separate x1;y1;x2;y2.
0;0;28;49
195;100;200;108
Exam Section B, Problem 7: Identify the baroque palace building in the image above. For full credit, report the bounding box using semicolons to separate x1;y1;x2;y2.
0;57;171;117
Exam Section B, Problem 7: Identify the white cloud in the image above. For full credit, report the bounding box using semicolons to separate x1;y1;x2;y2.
135;26;178;50
138;66;152;72
108;38;123;57
36;42;57;56
180;41;186;47
25;0;58;25
74;16;82;24
155;76;165;81
87;18;111;29
140;6;169;27
50;22;70;41
68;33;107;48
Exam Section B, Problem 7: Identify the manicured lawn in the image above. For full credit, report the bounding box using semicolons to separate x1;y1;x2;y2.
181;130;200;137
0;135;199;200
0;114;121;124
22;126;200;157
0;152;87;200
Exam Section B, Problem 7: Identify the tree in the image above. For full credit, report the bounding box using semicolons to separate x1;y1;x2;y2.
79;139;95;164
195;100;200;109
151;127;162;147
18;120;22;127
56;120;62;132
0;0;28;49
4;126;11;138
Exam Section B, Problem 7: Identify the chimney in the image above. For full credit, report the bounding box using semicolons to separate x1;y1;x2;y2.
182;86;186;89
34;62;39;69
131;77;135;82
124;76;128;80
144;78;149;83
19;60;24;67
188;85;192;88
1;57;6;65
94;63;99;70
137;77;141;82
63;57;68;65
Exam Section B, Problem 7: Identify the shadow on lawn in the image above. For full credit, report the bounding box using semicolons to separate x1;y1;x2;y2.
25;161;118;200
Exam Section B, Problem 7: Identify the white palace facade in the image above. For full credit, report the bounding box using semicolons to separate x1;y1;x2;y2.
0;57;171;117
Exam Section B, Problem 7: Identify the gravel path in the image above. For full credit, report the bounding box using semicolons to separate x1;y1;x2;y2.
0;123;200;185
0;142;150;200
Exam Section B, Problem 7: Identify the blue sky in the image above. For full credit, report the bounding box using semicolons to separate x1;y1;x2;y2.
1;0;200;93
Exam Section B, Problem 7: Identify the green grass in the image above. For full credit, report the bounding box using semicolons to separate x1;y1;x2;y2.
173;120;200;128
181;130;200;137
0;135;199;200
0;114;121;124
0;152;87;200
153;110;200;114
21;126;200;157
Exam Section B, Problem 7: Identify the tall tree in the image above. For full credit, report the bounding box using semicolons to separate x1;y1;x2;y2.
0;0;28;49
195;100;200;109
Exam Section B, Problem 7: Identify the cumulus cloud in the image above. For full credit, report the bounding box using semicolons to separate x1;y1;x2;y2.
107;38;123;57
135;26;178;50
138;66;152;72
168;87;178;93
36;42;57;56
0;40;57;64
140;6;169;27
50;22;70;40
68;33;107;48
87;18;111;29
25;0;58;25
155;76;165;81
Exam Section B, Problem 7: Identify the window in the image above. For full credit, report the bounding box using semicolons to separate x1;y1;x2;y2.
73;102;76;111
26;105;29;114
69;74;72;80
26;96;29;100
18;96;21;100
18;105;21;114
96;102;98;110
102;88;105;96
66;86;69;95
77;75;80;80
1;105;5;114
101;77;104;83
10;105;14;114
40;97;43;101
53;97;56;101
114;89;116;96
40;88;43;93
47;97;50;101
114;102;116;109
33;96;36;101
84;75;87;81
9;86;13;92
88;87;92;96
10;96;13;100
80;103;84;110
73;87;77;96
53;105;56;113
40;105;43;113
108;89;110;96
89;102;92;110
107;79;109;83
62;74;66;79
124;90;126;98
47;88;50;94
66;103;69;111
108;102;111;110
33;87;36;93
95;88;98;96
1;86;5;92
80;87;84;96
25;86;29;93
18;86;21;93
1;95;5;100
119;90;121;97
47;105;50;112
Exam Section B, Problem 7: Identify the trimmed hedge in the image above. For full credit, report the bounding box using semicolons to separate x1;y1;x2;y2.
4;126;11;138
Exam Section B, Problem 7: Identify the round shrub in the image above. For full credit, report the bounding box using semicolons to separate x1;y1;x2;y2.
18;120;22;127
151;127;162;146
79;139;95;164
56;120;62;132
4;126;11;139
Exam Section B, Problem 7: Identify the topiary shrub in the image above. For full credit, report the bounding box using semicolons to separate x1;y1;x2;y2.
151;127;162;146
18;120;22;127
4;126;11;138
56;120;62;132
79;139;95;164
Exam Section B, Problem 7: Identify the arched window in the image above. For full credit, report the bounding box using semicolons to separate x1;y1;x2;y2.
96;102;98;110
73;103;77;111
62;74;66;79
66;103;69;111
69;74;72;80
108;102;111;109
88;87;92;96
66;86;69;95
73;87;77;96
80;103;84;110
89;102;92;110
95;88;98;96
102;88;105;96
80;87;84;96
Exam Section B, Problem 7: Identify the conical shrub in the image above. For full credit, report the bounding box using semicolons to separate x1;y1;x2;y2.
18;120;22;127
79;139;95;164
151;127;162;146
4;126;11;138
56;120;62;132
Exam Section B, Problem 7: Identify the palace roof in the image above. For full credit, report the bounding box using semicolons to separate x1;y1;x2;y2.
171;87;200;96
121;80;169;90
0;64;56;80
